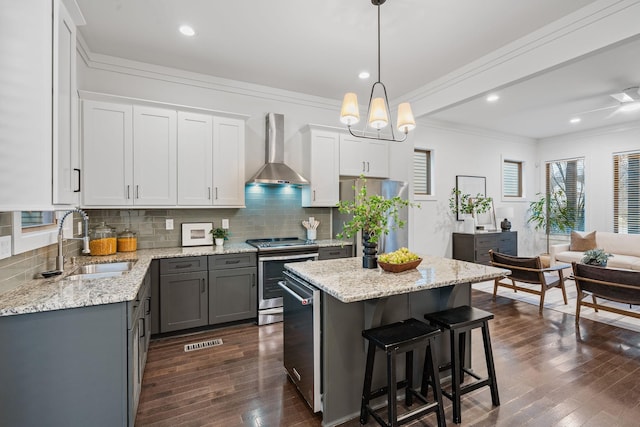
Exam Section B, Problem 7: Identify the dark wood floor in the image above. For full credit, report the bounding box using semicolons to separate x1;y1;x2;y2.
136;290;640;426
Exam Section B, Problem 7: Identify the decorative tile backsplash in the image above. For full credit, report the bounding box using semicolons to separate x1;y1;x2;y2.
85;185;333;249
0;186;335;294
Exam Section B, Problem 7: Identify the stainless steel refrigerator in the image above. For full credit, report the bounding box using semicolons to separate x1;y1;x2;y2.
332;178;409;257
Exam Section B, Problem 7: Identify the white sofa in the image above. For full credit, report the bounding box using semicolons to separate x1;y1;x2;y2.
550;231;640;271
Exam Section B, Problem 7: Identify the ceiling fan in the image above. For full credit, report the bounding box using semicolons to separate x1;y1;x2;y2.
576;86;640;117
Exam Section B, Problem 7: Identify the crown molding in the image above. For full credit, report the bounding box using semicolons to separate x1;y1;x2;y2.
400;0;640;118
76;33;340;112
539;119;640;143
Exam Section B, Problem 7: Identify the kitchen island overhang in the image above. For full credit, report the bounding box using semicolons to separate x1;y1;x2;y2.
283;255;510;427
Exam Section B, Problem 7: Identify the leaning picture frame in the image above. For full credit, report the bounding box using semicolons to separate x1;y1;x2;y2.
181;222;213;247
475;200;497;232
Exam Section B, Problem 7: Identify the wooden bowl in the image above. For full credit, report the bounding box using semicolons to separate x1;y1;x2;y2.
377;258;422;273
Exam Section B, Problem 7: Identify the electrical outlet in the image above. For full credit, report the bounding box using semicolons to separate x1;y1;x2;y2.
166;219;174;230
222;219;229;229
0;236;12;260
77;220;82;235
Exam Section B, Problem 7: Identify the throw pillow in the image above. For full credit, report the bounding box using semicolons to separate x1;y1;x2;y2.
570;231;596;252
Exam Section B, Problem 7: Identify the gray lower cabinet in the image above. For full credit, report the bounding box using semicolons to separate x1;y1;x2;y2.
159;257;208;333
0;270;151;427
318;245;353;260
156;254;257;334
208;266;257;324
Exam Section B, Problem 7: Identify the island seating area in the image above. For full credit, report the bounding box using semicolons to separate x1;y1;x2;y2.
133;288;640;426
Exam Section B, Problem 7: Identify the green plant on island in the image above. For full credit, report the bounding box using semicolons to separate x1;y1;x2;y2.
336;178;412;244
581;248;613;266
448;188;492;217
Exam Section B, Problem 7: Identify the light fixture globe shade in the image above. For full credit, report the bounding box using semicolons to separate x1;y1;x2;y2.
340;93;360;125
397;102;416;133
368;97;389;129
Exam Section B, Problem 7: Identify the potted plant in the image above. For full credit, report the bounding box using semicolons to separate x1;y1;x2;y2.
449;188;492;233
210;227;229;246
527;190;574;254
581;249;613;267
336;178;411;269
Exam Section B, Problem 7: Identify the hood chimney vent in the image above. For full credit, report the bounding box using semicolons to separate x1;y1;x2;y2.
246;113;309;185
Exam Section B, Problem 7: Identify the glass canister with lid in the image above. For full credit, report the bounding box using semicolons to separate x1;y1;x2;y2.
117;228;137;252
89;222;117;255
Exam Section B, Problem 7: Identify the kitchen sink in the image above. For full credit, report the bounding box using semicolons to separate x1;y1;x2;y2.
64;261;136;281
76;261;136;274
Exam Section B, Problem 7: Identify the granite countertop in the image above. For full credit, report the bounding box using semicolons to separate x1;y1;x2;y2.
0;240;352;317
0;243;256;317
285;255;510;303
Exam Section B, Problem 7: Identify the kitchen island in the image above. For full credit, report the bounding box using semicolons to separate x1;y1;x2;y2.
284;255;509;427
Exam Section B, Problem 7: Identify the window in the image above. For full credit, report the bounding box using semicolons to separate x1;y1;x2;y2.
12;211;69;255
21;211;56;229
413;149;432;197
545;158;585;233
502;160;522;198
613;151;640;234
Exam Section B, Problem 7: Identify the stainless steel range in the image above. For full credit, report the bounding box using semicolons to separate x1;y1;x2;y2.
246;237;319;325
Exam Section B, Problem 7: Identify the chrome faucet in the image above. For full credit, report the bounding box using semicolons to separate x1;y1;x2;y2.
56;208;90;271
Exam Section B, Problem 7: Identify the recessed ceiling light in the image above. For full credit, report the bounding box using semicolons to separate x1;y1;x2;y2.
486;94;500;102
179;25;196;37
570;117;581;124
358;71;370;79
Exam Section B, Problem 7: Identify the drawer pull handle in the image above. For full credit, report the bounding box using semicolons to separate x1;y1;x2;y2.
328;251;340;255
225;260;241;264
173;263;193;269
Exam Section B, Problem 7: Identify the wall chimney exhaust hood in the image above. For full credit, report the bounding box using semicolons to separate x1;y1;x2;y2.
247;113;309;185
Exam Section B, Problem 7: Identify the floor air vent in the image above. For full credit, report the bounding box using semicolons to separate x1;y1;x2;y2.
184;338;223;352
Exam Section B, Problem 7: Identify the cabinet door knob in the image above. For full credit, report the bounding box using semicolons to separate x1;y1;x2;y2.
201;278;206;293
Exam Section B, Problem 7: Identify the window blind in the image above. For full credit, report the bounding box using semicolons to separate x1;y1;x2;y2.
413;149;431;195
503;160;522;197
614;152;640;234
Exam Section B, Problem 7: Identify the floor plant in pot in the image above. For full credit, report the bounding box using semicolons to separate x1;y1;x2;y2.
527;190;574;254
336;178;411;269
449;188;492;233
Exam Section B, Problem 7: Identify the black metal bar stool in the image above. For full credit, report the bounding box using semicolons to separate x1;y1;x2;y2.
361;318;446;427
424;305;499;424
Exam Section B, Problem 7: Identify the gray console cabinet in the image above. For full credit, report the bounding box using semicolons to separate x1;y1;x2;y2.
159;256;208;333
0;270;151;427
452;231;517;265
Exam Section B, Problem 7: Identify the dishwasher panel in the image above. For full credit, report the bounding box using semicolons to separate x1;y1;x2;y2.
280;271;322;413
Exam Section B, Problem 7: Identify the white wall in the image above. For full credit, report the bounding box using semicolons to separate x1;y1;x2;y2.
537;121;640;233
77;53;541;257
408;121;538;257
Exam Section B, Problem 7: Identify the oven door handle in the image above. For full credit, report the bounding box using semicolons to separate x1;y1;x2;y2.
278;281;313;306
259;253;319;262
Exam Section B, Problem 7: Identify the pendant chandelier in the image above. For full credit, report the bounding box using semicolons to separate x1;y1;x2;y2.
340;0;415;142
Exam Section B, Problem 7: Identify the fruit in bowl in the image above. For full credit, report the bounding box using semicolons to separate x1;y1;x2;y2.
378;248;422;272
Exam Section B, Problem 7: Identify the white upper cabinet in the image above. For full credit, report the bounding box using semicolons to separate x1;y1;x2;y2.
212;117;245;207
177;114;245;207
52;0;80;205
82;93;247;208
82;101;133;206
177;112;213;206
133;106;177;205
0;0;53;210
301;127;340;207
339;135;389;178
